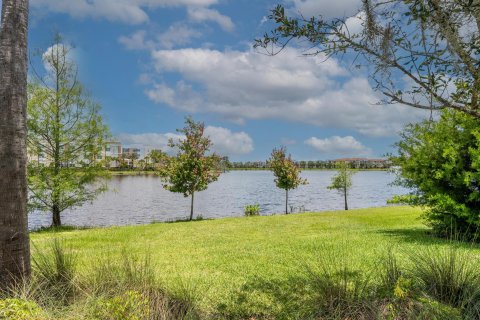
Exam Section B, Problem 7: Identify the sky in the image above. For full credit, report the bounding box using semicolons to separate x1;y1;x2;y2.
16;0;429;161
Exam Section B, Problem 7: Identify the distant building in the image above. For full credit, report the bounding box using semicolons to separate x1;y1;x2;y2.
102;141;122;159
27;147;50;166
99;141;122;167
121;148;141;167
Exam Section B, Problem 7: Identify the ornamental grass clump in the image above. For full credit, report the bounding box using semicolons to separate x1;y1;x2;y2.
244;204;260;216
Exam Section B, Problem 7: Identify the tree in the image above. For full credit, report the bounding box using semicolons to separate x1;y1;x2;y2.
27;36;109;227
148;149;168;170
160;117;221;221
327;162;356;210
256;1;480;118
268;146;307;214
392;109;480;240
0;0;31;289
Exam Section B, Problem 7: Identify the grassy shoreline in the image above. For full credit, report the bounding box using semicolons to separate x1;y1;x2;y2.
28;206;480;318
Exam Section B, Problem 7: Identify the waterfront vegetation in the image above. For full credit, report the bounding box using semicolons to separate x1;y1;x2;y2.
3;206;480;319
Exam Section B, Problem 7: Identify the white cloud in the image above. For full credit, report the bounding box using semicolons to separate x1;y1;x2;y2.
286;0;362;18
119;25;202;50
31;0;149;24
305;136;372;157
281;138;297;145
187;7;234;31
118;30;153;50
157;24;203;49
146;47;427;137
204;126;254;155
31;0;225;25
117;126;253;156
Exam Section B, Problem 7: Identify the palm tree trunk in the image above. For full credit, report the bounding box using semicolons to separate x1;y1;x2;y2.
0;0;31;290
190;191;195;221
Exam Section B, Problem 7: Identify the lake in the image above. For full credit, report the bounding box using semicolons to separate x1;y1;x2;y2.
28;170;408;229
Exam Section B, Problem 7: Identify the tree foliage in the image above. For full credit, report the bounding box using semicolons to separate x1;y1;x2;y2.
27;36;109;227
328;162;357;210
256;1;480;118
160;117;221;220
268;146;307;214
393;109;480;239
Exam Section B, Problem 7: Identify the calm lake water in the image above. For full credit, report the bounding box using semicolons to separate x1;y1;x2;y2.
29;170;408;229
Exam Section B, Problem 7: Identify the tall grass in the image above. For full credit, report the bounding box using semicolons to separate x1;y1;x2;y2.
302;246;380;319
31;238;77;305
87;250;200;319
4;238;480;319
409;246;480;319
1;239;200;320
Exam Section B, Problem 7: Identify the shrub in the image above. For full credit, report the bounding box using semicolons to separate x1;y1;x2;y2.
392;109;480;240
244;204;260;217
92;290;150;320
0;298;46;320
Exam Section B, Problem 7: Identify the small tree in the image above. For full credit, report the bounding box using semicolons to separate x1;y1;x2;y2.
268;146;307;214
160;117;221;221
328;162;356;211
27;36;109;227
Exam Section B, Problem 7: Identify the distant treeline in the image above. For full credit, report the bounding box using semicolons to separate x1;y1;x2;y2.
228;159;392;170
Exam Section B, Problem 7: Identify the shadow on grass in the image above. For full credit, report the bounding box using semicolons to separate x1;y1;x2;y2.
377;228;480;250
31;225;92;234
152;216;213;224
376;228;436;243
214;275;316;320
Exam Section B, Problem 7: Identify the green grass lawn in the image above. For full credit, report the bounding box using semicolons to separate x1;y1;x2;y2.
30;206;480;318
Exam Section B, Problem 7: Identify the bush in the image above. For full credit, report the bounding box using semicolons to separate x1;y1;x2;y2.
393;109;480;240
0;298;46;320
92;290;150;320
244;204;260;217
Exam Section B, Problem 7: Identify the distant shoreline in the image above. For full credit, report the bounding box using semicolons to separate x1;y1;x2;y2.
108;168;390;175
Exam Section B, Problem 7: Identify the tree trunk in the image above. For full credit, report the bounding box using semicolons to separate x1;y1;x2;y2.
52;204;61;227
285;189;289;214
344;188;348;211
190;191;194;221
0;0;31;290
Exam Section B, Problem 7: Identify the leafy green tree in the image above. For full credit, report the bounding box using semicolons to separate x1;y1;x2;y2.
27;36;109;227
268;147;307;214
256;1;480;118
392;109;480;239
160;117;221;221
0;0;31;289
328;162;357;211
148;149;168;170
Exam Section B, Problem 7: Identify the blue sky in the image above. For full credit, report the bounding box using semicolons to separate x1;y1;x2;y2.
21;0;428;161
